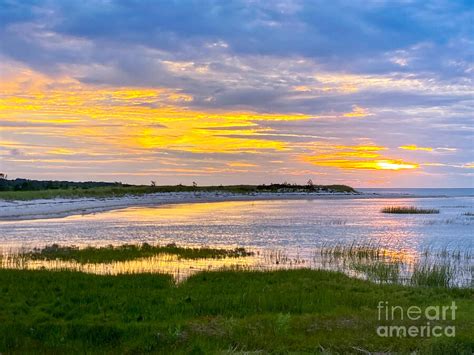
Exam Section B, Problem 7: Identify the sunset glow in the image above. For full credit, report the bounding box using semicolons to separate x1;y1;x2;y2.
375;161;418;171
0;1;472;187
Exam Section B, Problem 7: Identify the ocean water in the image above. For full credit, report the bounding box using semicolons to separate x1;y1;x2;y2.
1;189;473;256
359;188;474;197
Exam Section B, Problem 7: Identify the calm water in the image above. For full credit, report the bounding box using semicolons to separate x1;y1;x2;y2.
359;188;474;197
1;192;473;257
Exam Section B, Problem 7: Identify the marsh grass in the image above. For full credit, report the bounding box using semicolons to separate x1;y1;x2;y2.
0;244;472;352
315;242;471;288
319;241;388;260
22;243;254;264
350;261;401;284
0;186;161;200
0;268;472;353
411;261;455;288
263;250;300;265
0;183;356;201
349;256;459;288
381;206;440;214
2;242;472;288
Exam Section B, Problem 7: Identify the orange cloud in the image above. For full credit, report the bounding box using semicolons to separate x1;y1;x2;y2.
227;162;258;167
301;145;419;171
399;144;433;152
292;85;312;92
374;160;418;170
0;65;311;157
343;105;371;118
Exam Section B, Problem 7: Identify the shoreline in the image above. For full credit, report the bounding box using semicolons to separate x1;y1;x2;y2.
0;191;449;221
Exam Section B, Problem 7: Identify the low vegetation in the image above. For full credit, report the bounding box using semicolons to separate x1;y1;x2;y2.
411;262;456;288
22;243;253;264
350;261;402;284
317;243;471;288
319;241;389;260
6;243;470;288
381;206;440;214
349;260;460;288
0;178;356;200
0;185;159;201
0;268;472;353
0;177;120;191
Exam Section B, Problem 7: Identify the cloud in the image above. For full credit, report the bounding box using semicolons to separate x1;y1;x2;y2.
8;4;474;57
301;144;419;171
399;144;434;152
0;0;472;186
399;145;459;153
343;105;371;118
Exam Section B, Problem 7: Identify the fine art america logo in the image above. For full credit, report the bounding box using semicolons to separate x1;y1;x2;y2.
377;301;457;338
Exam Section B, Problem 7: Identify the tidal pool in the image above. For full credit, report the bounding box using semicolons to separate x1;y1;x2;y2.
1;193;472;286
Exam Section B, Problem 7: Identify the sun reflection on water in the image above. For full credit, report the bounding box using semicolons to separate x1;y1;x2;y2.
0;253;261;282
1;245;471;287
0;198;472;286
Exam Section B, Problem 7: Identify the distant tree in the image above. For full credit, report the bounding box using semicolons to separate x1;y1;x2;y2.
0;173;7;179
150;180;156;187
192;181;197;188
307;179;313;186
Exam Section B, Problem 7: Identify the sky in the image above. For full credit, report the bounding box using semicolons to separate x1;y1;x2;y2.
0;0;473;187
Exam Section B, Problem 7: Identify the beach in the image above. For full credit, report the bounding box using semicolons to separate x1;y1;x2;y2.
0;190;433;221
0;191;361;221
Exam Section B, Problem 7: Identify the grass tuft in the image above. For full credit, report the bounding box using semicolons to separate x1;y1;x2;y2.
381;206;440;214
411;261;455;287
22;243;254;264
350;261;401;284
316;242;471;288
319;241;388;260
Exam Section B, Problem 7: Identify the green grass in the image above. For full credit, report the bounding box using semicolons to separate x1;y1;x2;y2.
316;243;471;288
381;206;440;214
11;243;471;288
22;243;253;264
350;261;402;284
350;260;458;287
411;262;456;288
0;268;472;354
0;184;356;201
319;241;389;260
0;186;178;201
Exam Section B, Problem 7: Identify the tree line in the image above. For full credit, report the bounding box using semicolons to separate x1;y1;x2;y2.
0;177;125;191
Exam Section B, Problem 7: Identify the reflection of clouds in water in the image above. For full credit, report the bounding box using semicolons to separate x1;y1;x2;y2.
0;254;260;282
2;246;471;287
0;197;473;254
